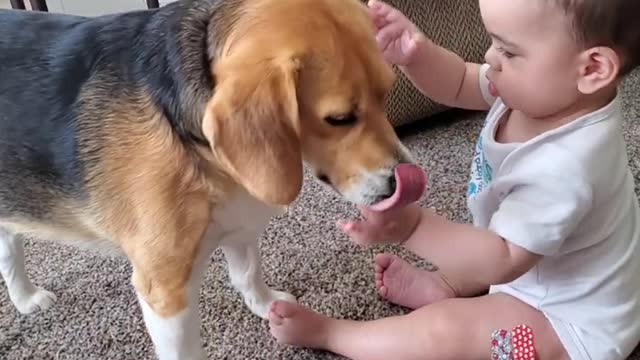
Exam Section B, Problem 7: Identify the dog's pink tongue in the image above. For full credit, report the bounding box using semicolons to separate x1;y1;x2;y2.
369;164;426;211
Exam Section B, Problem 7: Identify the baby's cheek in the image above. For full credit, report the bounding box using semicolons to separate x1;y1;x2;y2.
498;79;537;112
519;80;574;117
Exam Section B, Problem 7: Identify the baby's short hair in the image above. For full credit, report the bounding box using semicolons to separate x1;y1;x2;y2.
554;0;640;77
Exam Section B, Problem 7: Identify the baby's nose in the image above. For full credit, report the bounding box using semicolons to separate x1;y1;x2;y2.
484;46;501;71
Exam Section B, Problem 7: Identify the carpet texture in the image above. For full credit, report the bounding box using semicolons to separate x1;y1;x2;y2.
1;70;639;359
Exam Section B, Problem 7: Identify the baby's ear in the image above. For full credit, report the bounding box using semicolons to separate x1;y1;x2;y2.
577;46;621;94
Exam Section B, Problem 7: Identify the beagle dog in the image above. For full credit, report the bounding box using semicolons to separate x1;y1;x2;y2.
0;0;418;358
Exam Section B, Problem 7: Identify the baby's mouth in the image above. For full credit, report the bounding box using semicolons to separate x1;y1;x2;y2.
488;81;499;97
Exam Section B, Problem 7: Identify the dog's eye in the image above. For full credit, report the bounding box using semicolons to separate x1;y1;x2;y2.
325;113;357;126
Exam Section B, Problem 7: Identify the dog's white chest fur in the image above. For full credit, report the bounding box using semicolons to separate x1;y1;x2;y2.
211;189;286;237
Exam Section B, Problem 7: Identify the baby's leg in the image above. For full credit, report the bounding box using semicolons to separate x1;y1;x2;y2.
269;293;569;360
401;210;499;297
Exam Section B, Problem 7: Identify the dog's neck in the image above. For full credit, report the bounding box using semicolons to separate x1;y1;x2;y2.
139;0;243;148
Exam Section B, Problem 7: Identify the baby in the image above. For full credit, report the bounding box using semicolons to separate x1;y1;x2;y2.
269;0;640;359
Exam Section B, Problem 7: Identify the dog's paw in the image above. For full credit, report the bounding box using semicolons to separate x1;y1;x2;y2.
245;289;296;319
13;287;57;314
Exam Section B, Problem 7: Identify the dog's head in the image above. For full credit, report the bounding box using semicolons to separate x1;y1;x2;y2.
203;0;417;207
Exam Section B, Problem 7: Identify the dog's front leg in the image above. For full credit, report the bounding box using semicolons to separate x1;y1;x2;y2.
126;221;218;360
220;227;296;319
214;191;296;318
136;291;204;360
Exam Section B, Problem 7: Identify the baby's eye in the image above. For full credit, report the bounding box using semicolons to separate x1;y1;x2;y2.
496;46;515;59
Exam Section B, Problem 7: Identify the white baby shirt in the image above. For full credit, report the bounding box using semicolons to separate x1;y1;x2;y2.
467;64;640;360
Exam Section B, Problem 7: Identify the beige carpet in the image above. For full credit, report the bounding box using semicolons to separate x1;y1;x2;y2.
1;70;639;359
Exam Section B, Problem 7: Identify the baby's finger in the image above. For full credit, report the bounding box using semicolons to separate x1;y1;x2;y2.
371;1;400;26
337;219;372;236
336;219;356;232
367;0;384;12
371;14;388;29
367;3;389;29
336;220;377;246
384;7;405;23
375;21;405;51
401;31;419;57
358;206;394;227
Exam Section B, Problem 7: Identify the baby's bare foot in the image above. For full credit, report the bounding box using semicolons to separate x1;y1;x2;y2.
375;253;456;309
268;300;331;349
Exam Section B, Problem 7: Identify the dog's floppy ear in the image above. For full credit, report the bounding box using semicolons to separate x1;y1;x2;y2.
203;55;303;206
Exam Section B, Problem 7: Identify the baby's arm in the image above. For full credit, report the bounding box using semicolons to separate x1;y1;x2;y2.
340;204;541;296
402;166;593;296
401;34;490;111
403;209;541;296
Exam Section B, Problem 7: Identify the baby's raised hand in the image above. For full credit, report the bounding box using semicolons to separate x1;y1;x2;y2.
338;204;422;247
368;0;424;66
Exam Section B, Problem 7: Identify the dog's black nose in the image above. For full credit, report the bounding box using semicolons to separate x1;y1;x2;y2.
318;173;331;185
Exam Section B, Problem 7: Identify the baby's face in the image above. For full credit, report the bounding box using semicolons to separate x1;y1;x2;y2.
479;0;585;118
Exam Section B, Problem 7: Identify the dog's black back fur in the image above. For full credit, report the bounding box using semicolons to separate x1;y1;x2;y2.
0;10;93;217
0;0;223;220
